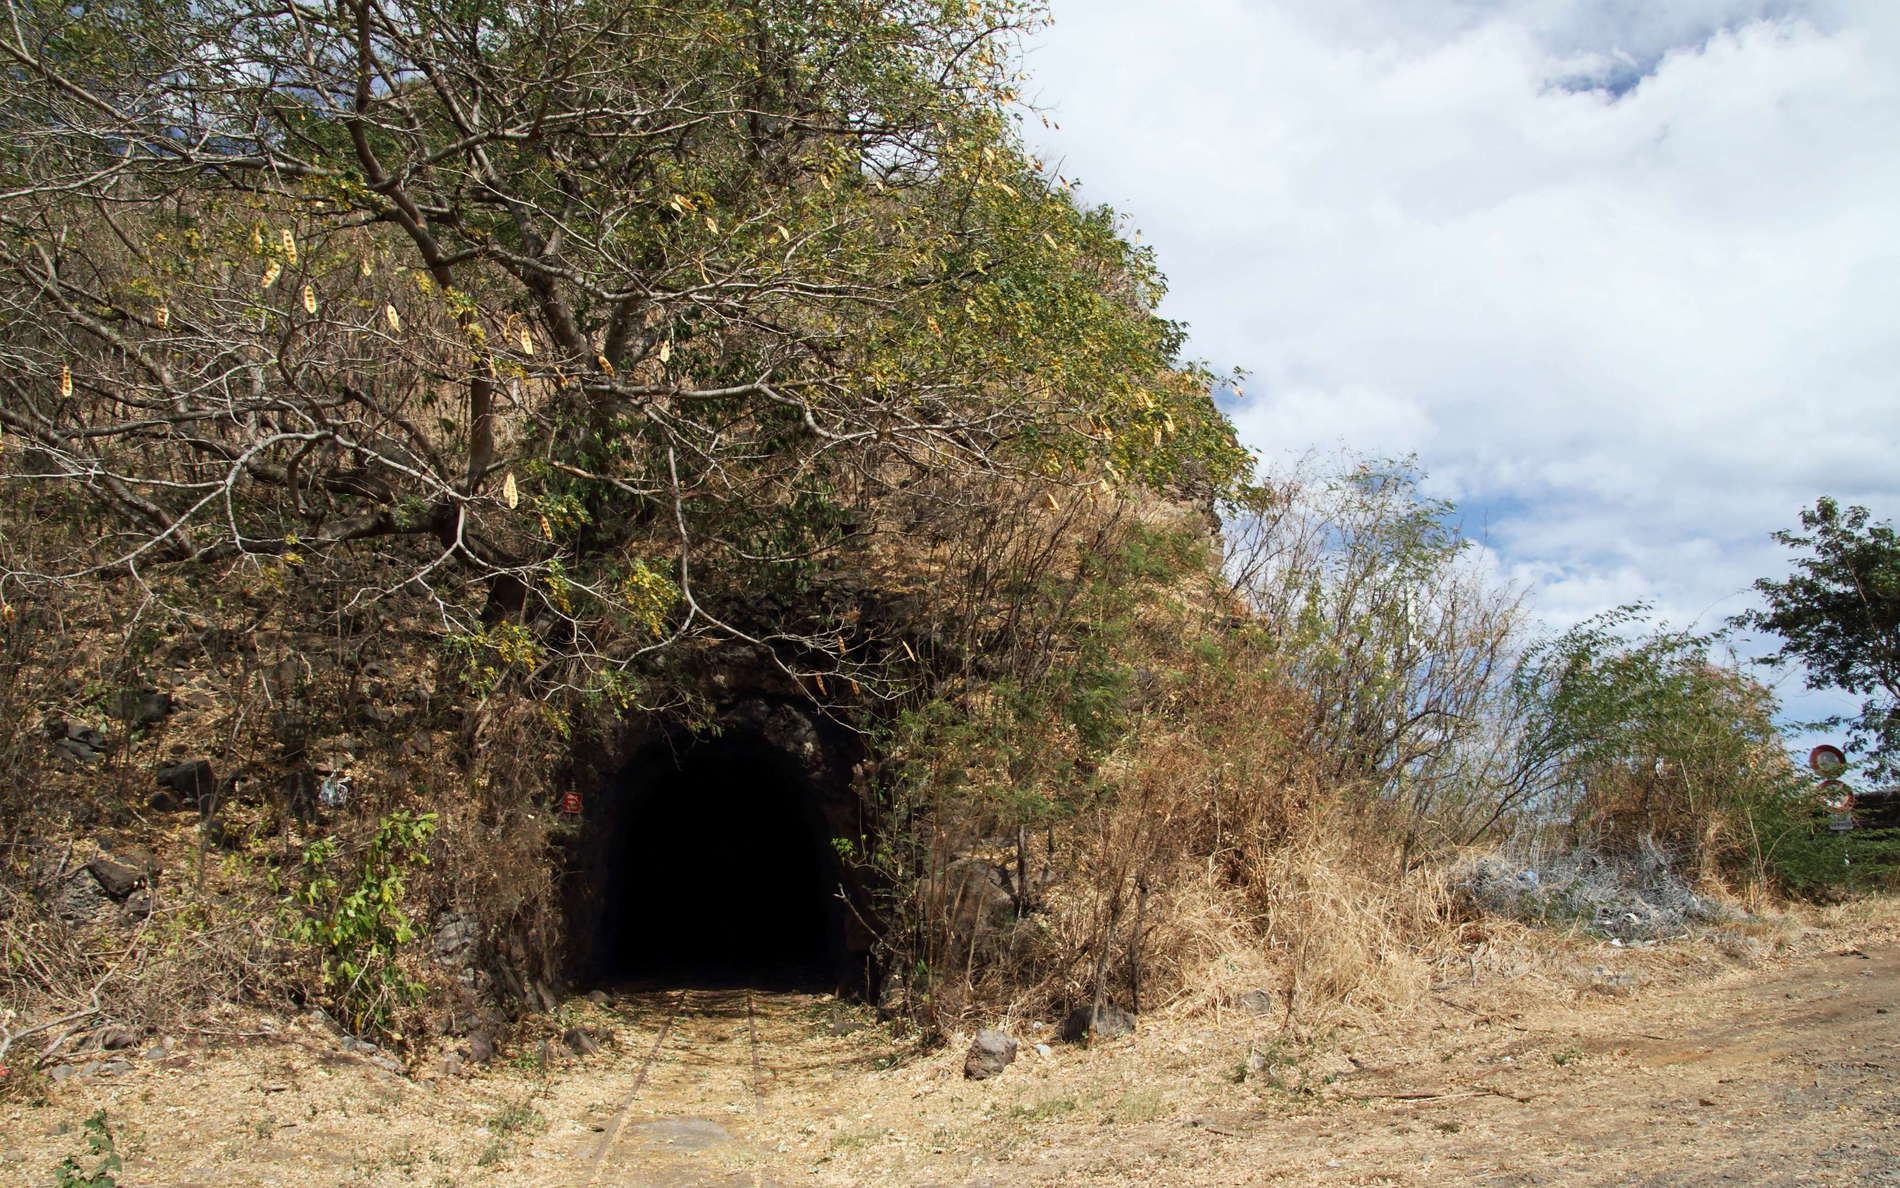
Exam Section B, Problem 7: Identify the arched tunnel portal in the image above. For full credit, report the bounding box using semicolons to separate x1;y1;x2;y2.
561;701;874;994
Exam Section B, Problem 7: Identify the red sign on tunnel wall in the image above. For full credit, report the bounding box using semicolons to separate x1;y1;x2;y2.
561;791;582;815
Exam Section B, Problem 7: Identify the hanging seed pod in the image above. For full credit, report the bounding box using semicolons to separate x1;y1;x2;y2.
280;228;297;265
301;284;317;315
596;354;614;376
538;513;553;540
261;260;282;289
250;224;263;252
518;327;534;356
658;340;671;363
814;673;827;696
59;364;72;398
901;639;917;662
383;303;401;332
154;304;169;329
359;256;373;278
502;472;519;509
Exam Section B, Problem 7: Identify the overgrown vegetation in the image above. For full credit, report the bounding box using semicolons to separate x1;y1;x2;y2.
284;811;438;1039
0;0;1877;1063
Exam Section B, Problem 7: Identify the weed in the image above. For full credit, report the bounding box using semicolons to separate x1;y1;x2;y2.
54;1110;120;1188
1552;1046;1585;1067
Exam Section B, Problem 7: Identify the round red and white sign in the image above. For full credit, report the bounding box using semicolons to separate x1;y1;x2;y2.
1809;745;1847;778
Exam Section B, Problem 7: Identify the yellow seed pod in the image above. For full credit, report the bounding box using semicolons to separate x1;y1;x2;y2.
250;224;263;252
538;513;553;540
280;228;297;265
901;639;917;662
261;260;282;289
836;636;847;656
359;256;373;279
154;304;169;329
301;284;317;315
848;678;860;695
59;364;72;398
596;354;614;376
814;673;827;696
1042;492;1059;511
658;340;671;364
518;327;534;356
383;303;401;332
502;472;519;509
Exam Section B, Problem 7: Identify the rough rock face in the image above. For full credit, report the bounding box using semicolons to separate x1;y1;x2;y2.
963;1029;1019;1079
1059;1004;1135;1043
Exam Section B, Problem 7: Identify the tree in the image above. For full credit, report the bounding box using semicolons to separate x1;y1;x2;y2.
0;0;1248;711
1735;498;1900;781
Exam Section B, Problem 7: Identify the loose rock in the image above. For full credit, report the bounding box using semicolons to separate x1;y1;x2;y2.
1059;1004;1136;1043
563;1026;602;1057
963;1029;1019;1080
87;853;152;899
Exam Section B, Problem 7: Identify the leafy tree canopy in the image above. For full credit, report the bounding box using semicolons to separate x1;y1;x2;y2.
0;0;1250;708
1736;498;1900;781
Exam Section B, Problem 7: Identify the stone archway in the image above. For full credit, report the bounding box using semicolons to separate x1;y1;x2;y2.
560;700;873;992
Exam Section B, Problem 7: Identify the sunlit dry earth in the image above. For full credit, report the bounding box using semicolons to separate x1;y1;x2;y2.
6;898;1900;1187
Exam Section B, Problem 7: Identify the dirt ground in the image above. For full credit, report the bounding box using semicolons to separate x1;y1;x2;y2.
6;899;1900;1187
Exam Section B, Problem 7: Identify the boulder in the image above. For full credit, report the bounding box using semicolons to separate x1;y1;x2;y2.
114;688;173;729
963;1029;1019;1080
156;759;215;806
1059;1004;1136;1044
465;1031;496;1065
87;853;153;899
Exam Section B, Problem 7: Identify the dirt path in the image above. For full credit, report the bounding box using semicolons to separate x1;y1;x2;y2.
7;922;1900;1186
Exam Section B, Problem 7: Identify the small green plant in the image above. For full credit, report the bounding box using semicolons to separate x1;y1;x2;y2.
54;1110;120;1188
284;810;437;1039
1552;1046;1584;1067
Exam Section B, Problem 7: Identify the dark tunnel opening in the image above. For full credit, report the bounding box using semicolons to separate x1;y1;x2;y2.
568;723;854;992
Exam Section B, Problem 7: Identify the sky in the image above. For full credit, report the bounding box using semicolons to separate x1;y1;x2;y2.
1026;0;1900;735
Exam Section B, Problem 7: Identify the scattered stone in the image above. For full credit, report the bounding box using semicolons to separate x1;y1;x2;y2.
465;1031;496;1065
98;1060;133;1076
564;1026;603;1057
52;721;108;764
585;990;609;1006
1238;989;1278;1018
86;854;151;899
55;871;107;923
47;1065;79;1083
43;1122;72;1136
435;1053;465;1078
1033;1043;1052;1058
1059;1004;1136;1043
156;759;215;804
122;889;154;920
433;913;479;965
963;1029;1018;1080
97;1027;138;1051
143;1042;170;1061
114;688;173;728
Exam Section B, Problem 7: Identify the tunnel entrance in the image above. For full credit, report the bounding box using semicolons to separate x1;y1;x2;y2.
564;713;859;992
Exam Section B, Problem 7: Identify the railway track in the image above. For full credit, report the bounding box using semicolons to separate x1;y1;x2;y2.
582;988;775;1187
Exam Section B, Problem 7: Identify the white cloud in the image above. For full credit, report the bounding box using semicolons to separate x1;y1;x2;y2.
1029;0;1900;731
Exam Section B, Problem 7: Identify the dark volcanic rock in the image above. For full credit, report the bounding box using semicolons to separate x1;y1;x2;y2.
87;852;153;899
114;688;173;728
963;1029;1019;1080
1059;1004;1136;1044
156;759;215;804
563;1026;603;1057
